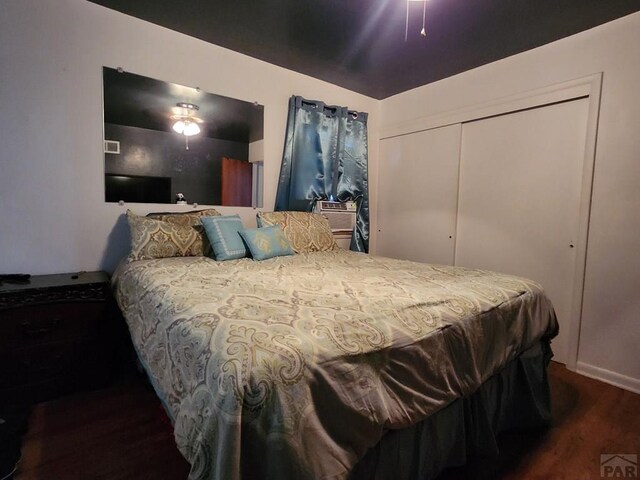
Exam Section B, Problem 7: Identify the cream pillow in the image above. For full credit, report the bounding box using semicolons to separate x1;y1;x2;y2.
146;208;221;226
257;211;337;253
127;210;205;261
145;208;221;256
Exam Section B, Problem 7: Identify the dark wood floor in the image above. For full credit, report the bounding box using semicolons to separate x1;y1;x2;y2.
14;362;640;480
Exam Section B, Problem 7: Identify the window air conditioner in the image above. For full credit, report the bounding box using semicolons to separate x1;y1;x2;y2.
314;201;357;234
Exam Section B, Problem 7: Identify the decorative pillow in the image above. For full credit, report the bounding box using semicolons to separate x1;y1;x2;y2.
126;210;204;261
239;226;294;261
146;209;221;256
201;215;248;261
146;208;222;227
257;211;337;253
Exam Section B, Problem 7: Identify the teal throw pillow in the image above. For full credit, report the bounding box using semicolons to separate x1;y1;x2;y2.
239;226;295;261
201;215;248;261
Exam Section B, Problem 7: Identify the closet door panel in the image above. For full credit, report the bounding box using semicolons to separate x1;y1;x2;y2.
378;124;461;265
455;98;590;363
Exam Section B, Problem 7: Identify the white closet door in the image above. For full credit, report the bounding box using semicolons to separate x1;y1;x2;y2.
455;98;590;363
378;124;461;265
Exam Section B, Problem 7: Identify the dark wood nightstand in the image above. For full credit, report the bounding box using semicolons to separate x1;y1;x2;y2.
0;271;116;405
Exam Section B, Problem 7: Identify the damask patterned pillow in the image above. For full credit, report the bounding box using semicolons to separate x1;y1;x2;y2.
126;210;205;261
146;208;222;227
239;226;294;261
257;211;337;253
146;209;221;256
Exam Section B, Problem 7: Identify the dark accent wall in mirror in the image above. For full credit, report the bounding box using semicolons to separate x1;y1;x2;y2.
102;67;264;207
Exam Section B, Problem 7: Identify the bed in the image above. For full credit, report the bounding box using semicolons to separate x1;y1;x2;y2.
112;246;558;480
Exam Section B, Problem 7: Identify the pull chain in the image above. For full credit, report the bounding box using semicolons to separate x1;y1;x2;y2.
405;0;409;42
405;0;428;41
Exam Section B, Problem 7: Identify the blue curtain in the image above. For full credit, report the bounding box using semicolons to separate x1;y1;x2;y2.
275;96;369;253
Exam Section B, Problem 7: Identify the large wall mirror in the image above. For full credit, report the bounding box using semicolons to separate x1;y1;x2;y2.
102;67;264;207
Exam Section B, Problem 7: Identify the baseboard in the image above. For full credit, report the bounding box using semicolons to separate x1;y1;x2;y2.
576;362;640;395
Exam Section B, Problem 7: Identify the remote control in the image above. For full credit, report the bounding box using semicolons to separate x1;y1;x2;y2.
0;274;31;285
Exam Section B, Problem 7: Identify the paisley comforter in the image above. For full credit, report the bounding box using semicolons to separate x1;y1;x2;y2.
112;249;558;480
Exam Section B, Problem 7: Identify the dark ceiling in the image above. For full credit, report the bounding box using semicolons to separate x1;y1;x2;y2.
90;0;639;100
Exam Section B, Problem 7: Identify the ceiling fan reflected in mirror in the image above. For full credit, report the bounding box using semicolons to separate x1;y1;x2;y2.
171;102;203;149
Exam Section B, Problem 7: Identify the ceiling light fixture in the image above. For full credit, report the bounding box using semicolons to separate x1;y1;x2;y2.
171;102;203;150
405;0;428;41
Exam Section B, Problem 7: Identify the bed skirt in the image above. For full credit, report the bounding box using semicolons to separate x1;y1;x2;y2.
349;340;553;480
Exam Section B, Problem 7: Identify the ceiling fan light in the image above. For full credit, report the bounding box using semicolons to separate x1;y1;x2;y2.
172;120;186;134
183;121;201;136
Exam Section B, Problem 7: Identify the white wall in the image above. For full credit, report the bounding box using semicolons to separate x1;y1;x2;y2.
380;13;640;392
0;0;379;274
248;140;265;163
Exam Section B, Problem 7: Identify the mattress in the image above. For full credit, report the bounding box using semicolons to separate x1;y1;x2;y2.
112;249;558;480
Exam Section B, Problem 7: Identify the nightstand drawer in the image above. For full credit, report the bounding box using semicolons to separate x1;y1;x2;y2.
0;302;105;348
0;271;115;403
1;342;79;386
